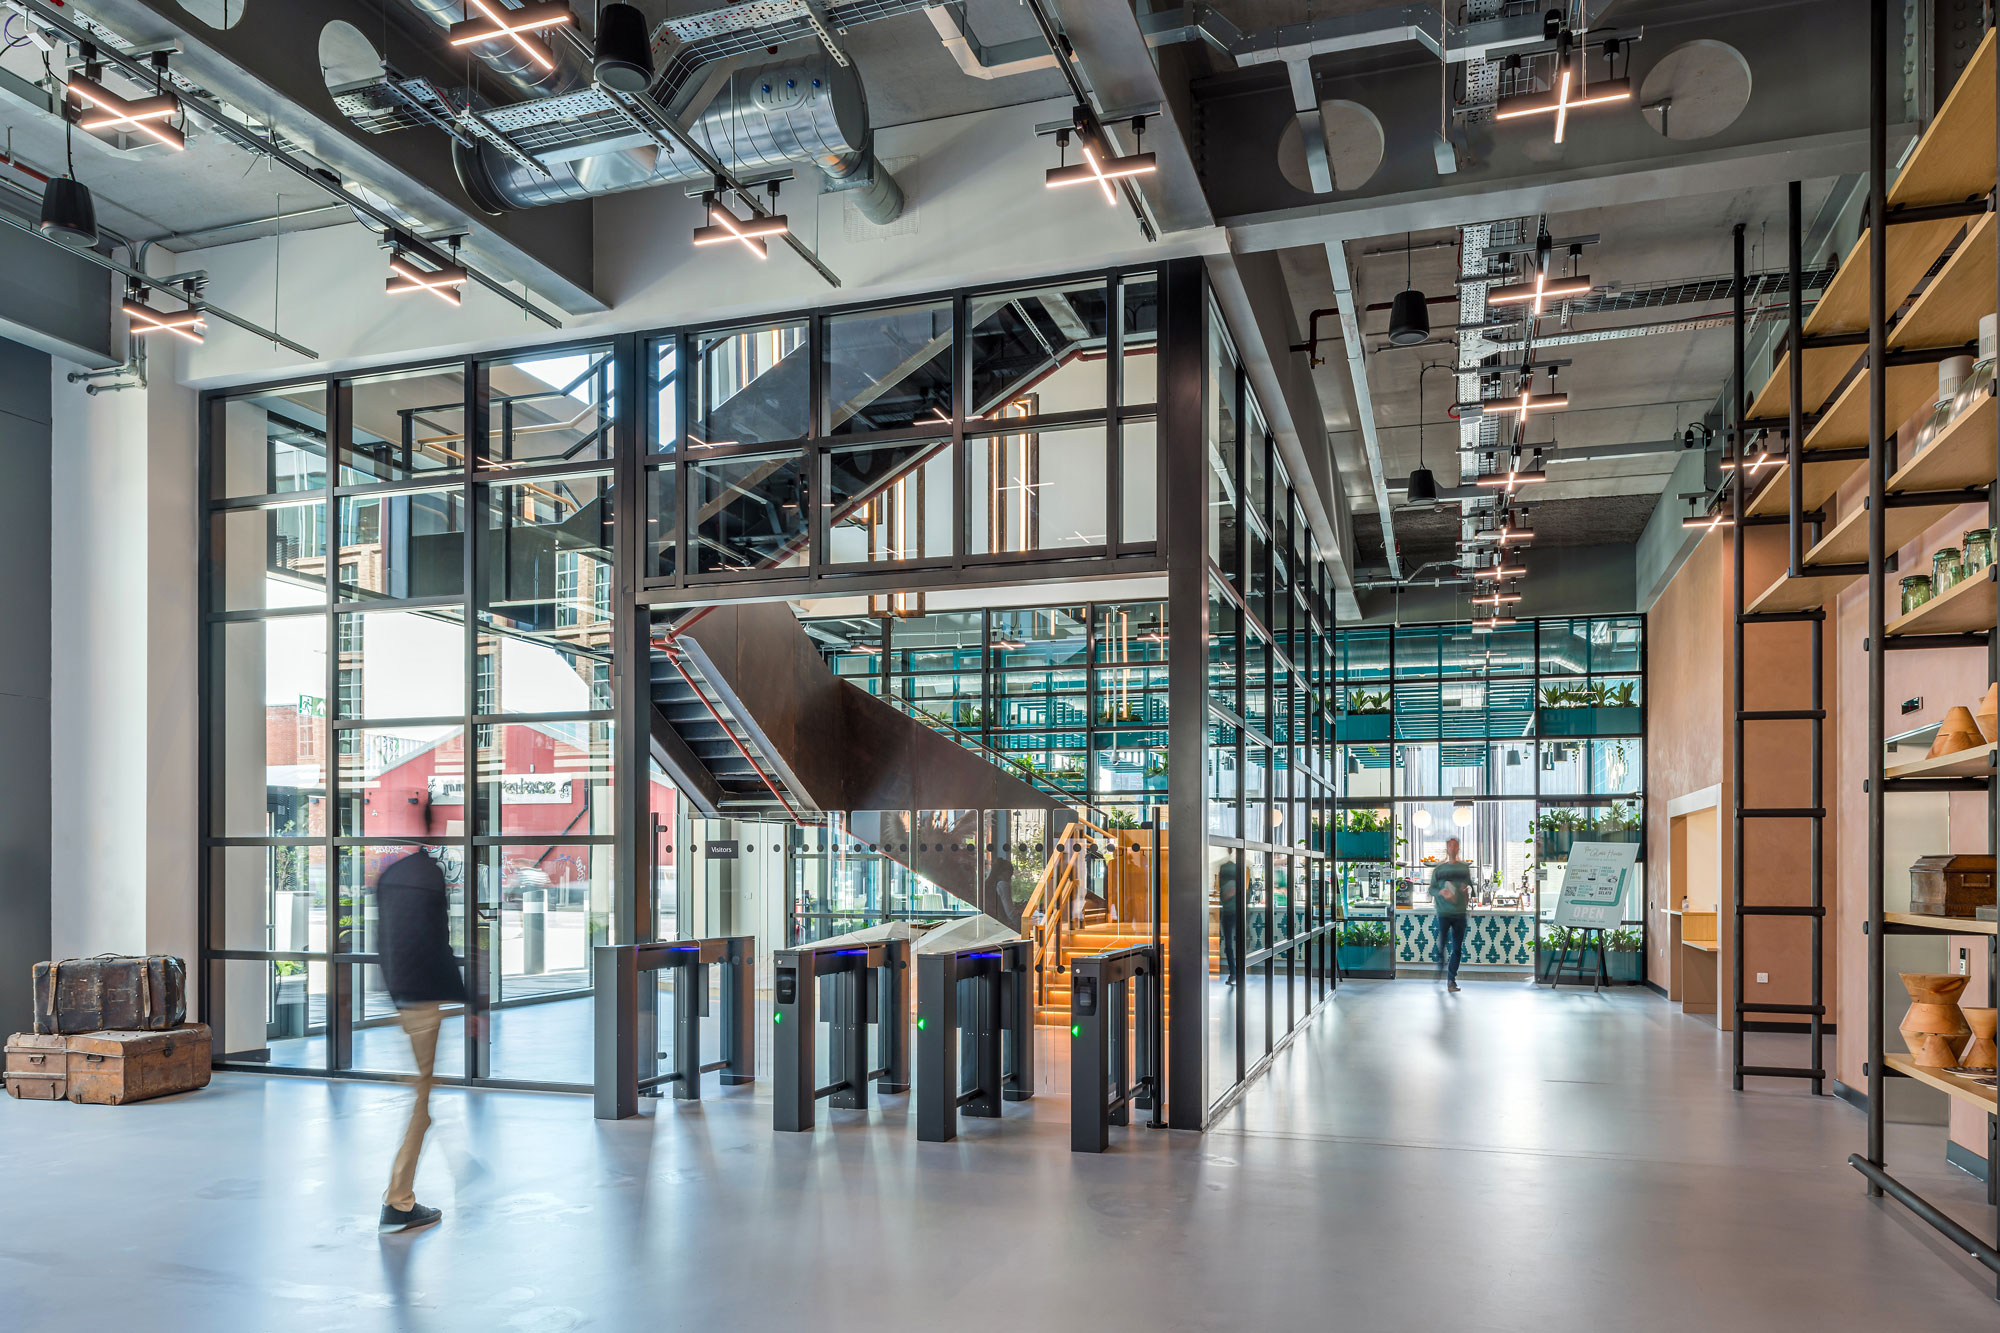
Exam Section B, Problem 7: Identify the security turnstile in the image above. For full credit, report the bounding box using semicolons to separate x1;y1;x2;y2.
594;935;756;1121
772;939;910;1132
1070;943;1164;1153
915;939;1034;1143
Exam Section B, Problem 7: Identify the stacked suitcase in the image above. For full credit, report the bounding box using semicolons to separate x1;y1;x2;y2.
4;955;210;1104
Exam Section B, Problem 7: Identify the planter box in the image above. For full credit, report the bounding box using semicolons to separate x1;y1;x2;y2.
1339;713;1392;742
1538;706;1641;737
1336;944;1395;976
1335;829;1394;861
1607;951;1642;983
1536;828;1642;861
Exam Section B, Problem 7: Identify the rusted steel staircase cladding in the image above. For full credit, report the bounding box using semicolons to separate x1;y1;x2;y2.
665;601;1063;927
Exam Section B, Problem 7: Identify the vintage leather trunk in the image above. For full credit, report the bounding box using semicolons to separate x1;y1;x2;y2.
4;1032;68;1100
32;955;187;1034
1910;854;1998;918
63;1024;211;1105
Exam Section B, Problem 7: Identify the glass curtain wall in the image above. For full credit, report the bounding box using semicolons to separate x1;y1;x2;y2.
1202;302;1339;1111
641;271;1161;593
203;346;634;1088
1333;616;1646;978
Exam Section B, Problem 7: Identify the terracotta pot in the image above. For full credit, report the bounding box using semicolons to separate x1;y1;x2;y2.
1977;683;1999;744
1928;706;1985;758
1961;1006;1998;1071
1900;972;1972;1067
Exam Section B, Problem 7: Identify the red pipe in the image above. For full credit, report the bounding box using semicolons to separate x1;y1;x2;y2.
664;649;804;825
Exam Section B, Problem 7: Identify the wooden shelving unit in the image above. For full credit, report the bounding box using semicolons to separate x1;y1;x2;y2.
1885;28;1997;209
1801;360;1938;451
1883;741;1997;781
1884;911;2000;936
1807;216;1967;337
1888;393;2000;495
1885;1054;1999;1111
1745;455;1862;519
1800;493;1958;567
1885;567;1998;638
1890;212;1997;352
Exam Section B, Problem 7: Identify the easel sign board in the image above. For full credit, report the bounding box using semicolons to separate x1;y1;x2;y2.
1552;840;1640;929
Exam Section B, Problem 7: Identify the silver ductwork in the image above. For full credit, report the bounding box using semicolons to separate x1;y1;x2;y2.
453;55;903;222
401;0;591;97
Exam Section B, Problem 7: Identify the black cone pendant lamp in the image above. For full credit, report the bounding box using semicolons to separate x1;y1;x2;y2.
39;176;97;246
1406;359;1439;506
592;3;655;92
1388;231;1429;346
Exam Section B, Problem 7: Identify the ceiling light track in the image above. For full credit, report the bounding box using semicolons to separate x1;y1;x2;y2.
15;0;561;330
1019;0;1156;242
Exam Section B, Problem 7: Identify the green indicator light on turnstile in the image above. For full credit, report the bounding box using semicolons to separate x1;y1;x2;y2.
1071;1024;1080;1038
917;1016;927;1030
774;1012;783;1024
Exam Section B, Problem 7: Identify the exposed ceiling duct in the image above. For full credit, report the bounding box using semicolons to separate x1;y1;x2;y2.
451;54;902;223
390;0;904;224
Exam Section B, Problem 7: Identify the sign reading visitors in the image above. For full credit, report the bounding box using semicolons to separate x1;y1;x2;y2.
426;774;574;805
706;840;739;859
1552;838;1640;929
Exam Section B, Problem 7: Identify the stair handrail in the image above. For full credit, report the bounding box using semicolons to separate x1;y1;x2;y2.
878;694;1084;803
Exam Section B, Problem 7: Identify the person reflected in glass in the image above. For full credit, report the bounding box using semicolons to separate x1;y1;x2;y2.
1217;858;1240;986
1432;836;1473;993
376;848;467;1233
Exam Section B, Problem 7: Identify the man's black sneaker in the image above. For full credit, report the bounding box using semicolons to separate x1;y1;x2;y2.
380;1202;442;1232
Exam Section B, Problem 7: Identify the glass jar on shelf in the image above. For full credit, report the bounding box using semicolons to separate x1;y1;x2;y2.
1913;355;1974;455
1901;573;1934;614
1933;545;1966;596
1964;527;1994;578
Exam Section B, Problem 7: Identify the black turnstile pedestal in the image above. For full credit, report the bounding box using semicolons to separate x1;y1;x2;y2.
915;939;1034;1143
772;939;910;1132
594;935;756;1121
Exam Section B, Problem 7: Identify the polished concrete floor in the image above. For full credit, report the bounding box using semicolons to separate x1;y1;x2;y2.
3;978;1995;1330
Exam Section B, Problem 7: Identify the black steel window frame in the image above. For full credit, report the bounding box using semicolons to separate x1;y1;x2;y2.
198;335;627;1093
638;265;1165;606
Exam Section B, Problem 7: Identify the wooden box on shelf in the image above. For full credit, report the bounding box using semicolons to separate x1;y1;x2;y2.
1908;854;1997;918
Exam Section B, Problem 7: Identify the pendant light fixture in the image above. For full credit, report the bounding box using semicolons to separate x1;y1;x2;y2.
1045;113;1157;203
693;186;788;257
124;281;205;342
451;1;575;73
1474;446;1548;492
38;90;96;246
1495;24;1632;144
384;234;468;306
592;3;655;92
1387;231;1430;346
1406;361;1439;507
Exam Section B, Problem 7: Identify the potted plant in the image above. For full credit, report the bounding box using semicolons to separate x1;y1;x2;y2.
1605;927;1644;983
1535;803;1641;860
1336;918;1395;976
1538;678;1642;737
1341;688;1393;741
1335;807;1394;861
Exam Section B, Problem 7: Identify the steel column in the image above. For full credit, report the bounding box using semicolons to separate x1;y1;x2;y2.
1732;222;1747;1092
1864;0;1888;1191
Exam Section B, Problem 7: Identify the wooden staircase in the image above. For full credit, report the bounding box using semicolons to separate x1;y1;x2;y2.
1023;821;1170;1026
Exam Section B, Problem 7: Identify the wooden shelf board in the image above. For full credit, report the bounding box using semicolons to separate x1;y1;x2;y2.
1806;216;1967;338
1681;940;1719;953
1884;741;1997;780
1886;567;1998;637
1888;212;1996;352
1747;344;1864;421
1744;456;1864;518
1886;392;1998;495
1801;360;1938;451
1745;568;1850;615
1884;1053;1998;1110
1884;911;2000;936
1887;28;1999;209
1802;496;1957;568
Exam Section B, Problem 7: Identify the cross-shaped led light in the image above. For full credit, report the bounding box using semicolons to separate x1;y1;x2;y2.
1474;465;1549;494
1472;592;1523;607
66;73;185;150
450;1;574;73
123;297;205;342
691;195;789;258
1486;271;1592;318
1682;510;1733;531
1485;386;1569;430
1471;616;1520;632
386;253;468;306
1496;58;1631;145
1470;520;1534;545
1719;449;1780;473
1046;129;1156;205
1471;562;1528;581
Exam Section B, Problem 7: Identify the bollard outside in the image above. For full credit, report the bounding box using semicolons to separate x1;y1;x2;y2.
522;888;546;976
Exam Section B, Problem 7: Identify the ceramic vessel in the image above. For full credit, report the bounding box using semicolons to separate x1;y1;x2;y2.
1961;1006;1998;1071
1928;705;1985;758
1979;683;2000;745
1900;972;1973;1067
